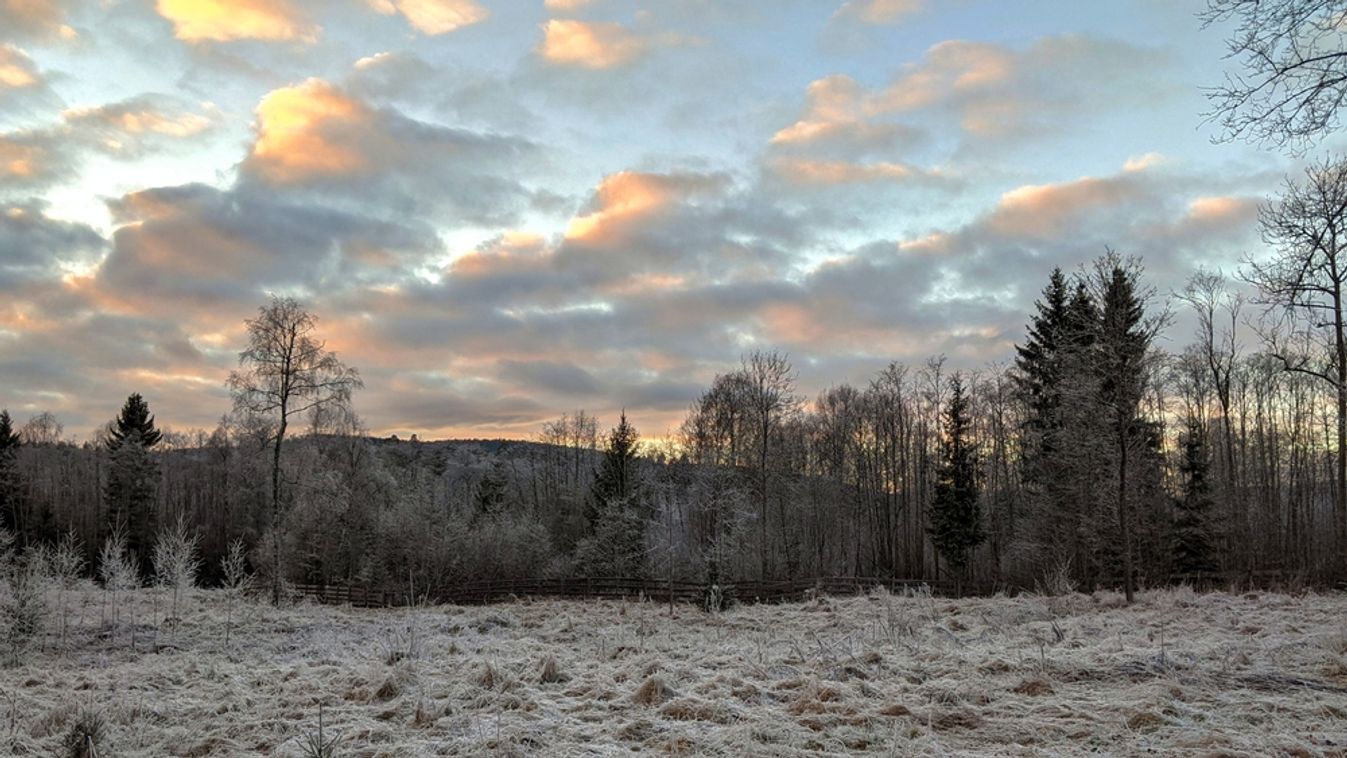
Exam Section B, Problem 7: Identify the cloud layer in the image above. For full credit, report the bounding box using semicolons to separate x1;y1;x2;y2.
0;0;1281;441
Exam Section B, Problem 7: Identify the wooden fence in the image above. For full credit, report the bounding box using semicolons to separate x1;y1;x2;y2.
294;568;1303;610
293;575;960;609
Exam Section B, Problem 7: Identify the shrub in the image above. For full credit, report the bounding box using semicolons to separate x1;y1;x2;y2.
1;554;50;666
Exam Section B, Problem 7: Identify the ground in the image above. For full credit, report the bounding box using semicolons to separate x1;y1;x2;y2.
3;586;1347;756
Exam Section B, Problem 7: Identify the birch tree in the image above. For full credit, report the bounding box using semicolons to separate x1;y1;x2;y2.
227;296;362;604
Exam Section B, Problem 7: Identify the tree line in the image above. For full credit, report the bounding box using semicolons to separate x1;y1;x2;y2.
7;160;1347;600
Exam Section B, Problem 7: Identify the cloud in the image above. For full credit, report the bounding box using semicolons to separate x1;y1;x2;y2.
833;0;924;25
0;128;74;192
537;19;662;69
544;0;594;10
498;358;603;396
63;95;222;157
0;200;103;291
766;157;946;186
154;0;316;43
366;0;488;36
779;35;1172;154
0;0;75;41
241;78;539;223
0;44;39;88
97;182;443;313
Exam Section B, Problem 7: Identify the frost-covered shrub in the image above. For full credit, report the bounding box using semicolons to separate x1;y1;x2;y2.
97;528;138;640
48;531;84;649
1;553;50;665
152;517;200;621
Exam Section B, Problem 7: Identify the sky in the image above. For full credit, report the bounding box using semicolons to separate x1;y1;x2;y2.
0;0;1319;442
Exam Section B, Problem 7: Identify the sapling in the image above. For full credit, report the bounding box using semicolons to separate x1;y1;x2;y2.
220;538;251;648
152;517;200;647
97;528;138;647
49;530;85;650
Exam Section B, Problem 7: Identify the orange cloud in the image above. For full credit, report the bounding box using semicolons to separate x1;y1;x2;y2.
564;171;719;243
64;99;219;150
154;0;316;43
538;19;650;69
0;45;38;88
366;0;487;35
245;79;369;182
1;0;73;39
986;175;1139;238
0;136;42;178
769;157;928;185
834;0;923;25
771;74;866;145
544;0;593;9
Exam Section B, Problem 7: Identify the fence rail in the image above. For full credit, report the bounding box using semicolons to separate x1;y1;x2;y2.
293;575;969;609
293;568;1306;610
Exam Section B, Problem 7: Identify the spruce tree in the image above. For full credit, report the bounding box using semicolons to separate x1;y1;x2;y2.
0;410;20;535
110;394;162;449
1014;268;1070;442
104;394;162;578
1095;255;1160;603
929;374;984;595
1173;416;1217;575
587;411;640;530
577;413;647;577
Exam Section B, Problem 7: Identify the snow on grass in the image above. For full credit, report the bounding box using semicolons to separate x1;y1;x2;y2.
3;586;1346;756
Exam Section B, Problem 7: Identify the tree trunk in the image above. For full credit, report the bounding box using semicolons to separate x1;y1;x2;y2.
270;414;286;605
1119;427;1134;604
1337;283;1347;578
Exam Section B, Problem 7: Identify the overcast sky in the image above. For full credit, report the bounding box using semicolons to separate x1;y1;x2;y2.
0;0;1323;441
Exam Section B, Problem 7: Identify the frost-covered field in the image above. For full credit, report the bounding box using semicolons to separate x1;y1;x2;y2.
5;587;1347;756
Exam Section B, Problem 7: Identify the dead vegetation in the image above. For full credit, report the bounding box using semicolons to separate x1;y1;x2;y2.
0;586;1344;755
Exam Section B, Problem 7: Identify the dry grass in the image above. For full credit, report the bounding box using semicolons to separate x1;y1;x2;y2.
1;586;1346;755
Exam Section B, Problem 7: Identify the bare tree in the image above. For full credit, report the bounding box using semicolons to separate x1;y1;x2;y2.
1177;269;1246;566
742;351;800;579
1203;0;1347;150
1245;156;1347;567
228;296;362;604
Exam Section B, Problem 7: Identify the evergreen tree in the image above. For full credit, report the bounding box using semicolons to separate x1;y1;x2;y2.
929;374;984;595
1015;271;1107;586
103;390;165;577
475;460;510;517
109;393;162;449
577;413;647;577
104;430;159;577
0;410;20;535
1014;268;1070;442
1173;416;1218;574
1094;255;1161;603
587;411;640;530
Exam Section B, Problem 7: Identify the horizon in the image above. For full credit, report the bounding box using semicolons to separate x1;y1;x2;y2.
0;0;1325;441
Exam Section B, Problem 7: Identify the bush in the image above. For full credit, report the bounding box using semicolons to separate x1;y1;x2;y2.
1;554;50;665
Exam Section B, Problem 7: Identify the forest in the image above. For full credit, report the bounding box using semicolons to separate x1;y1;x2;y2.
7;150;1347;604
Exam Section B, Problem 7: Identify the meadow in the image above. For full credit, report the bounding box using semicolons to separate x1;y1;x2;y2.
4;586;1346;756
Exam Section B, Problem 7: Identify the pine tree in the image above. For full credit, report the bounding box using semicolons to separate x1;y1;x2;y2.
929;374;984;595
1173;416;1217;575
0;410;20;535
109;394;162;449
